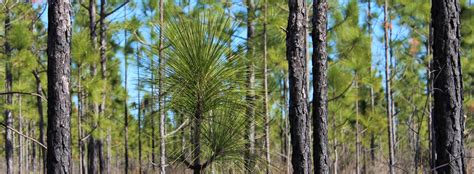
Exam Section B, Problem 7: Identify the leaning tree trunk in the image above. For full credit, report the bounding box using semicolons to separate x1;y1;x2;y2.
431;0;466;173
286;0;311;173
312;0;330;173
4;5;14;174
46;0;73;172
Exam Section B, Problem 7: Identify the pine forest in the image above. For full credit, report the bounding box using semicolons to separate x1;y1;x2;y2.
0;0;473;173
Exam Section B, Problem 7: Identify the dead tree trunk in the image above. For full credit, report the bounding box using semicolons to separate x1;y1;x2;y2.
286;0;311;173
312;0;330;173
46;0;73;172
431;0;466;172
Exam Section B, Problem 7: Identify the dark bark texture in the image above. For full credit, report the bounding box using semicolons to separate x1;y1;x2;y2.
286;0;311;173
312;0;330;173
46;0;72;172
431;0;466;173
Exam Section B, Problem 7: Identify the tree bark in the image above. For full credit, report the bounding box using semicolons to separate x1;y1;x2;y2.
244;0;256;173
312;0;330;173
46;0;73;172
383;1;396;173
19;95;24;174
137;51;143;173
124;6;130;174
431;0;466;173
158;0;167;172
4;5;14;174
88;137;99;174
286;0;311;173
355;77;360;174
263;0;271;173
191;101;203;174
33;70;47;174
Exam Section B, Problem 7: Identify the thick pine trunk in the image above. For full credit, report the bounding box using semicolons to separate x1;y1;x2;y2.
312;0;330;173
286;0;311;173
46;0;73;172
431;0;466;173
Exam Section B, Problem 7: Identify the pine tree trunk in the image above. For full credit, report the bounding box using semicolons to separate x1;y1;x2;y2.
75;66;85;174
158;0;166;172
191;102;203;174
286;0;311;173
88;138;99;174
124;6;130;173
312;0;330;173
46;0;73;171
355;77;360;174
19;95;23;174
29;122;35;173
89;0;97;49
427;22;435;171
137;52;143;173
366;0;376;167
431;0;466;172
4;5;14;174
107;129;111;174
33;70;47;174
245;0;256;173
383;0;395;173
263;0;271;173
284;78;291;174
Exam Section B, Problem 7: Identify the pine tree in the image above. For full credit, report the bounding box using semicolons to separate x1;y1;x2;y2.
46;0;73;172
286;0;311;173
312;0;330;173
431;0;466;172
